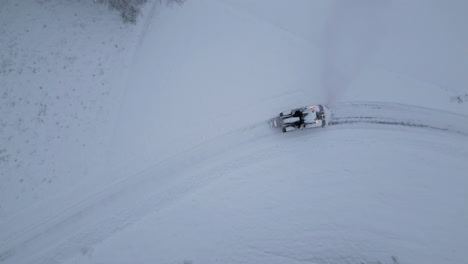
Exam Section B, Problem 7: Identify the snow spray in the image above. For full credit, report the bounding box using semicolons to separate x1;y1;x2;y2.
321;0;389;105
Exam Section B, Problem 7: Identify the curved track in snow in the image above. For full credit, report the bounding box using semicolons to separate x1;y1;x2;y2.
328;102;468;136
1;102;467;264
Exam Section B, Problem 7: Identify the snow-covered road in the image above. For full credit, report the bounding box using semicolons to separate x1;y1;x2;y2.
2;101;468;263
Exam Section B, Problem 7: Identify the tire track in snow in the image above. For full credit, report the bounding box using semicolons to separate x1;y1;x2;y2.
327;102;468;137
2;102;467;264
0;119;275;264
331;118;451;134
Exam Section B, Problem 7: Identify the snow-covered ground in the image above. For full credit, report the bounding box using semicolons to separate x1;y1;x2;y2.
1;0;468;263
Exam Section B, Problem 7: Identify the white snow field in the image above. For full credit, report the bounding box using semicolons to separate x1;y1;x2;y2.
1;0;468;263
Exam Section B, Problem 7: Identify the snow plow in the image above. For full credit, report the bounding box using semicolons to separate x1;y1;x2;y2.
270;105;331;133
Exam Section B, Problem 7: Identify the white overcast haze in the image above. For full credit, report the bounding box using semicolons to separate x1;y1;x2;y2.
1;0;468;263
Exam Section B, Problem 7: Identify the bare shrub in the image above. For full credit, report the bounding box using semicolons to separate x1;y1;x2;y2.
96;0;147;23
96;0;186;23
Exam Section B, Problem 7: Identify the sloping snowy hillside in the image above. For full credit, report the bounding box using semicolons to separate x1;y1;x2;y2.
1;0;468;264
